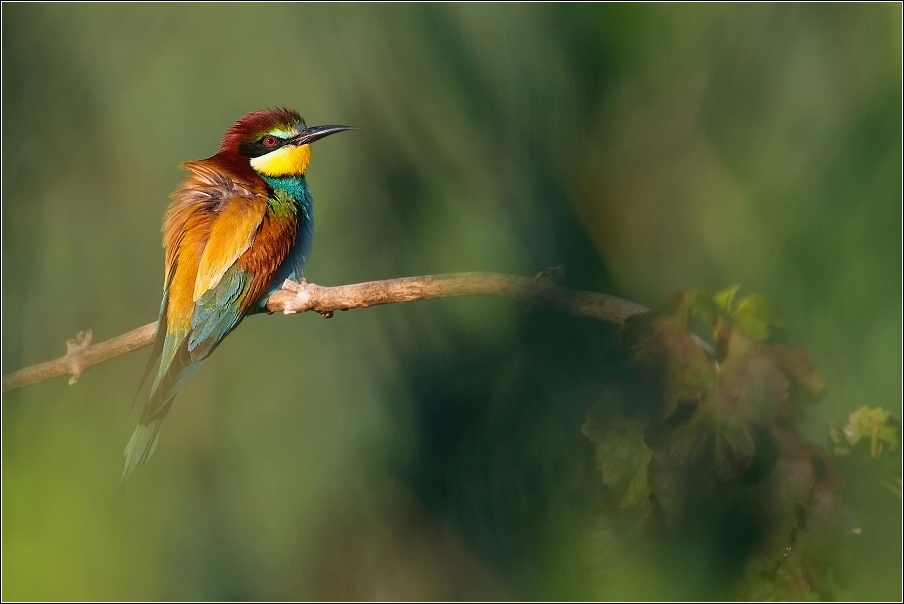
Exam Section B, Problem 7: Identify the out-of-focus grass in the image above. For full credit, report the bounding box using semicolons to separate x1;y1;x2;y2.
2;3;900;600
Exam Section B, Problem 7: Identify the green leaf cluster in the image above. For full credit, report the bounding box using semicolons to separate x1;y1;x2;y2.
829;406;902;500
830;405;900;459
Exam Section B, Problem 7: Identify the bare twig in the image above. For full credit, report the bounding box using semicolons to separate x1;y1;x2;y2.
2;272;648;394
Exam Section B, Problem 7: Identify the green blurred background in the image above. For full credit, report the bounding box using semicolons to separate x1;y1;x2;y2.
2;4;900;600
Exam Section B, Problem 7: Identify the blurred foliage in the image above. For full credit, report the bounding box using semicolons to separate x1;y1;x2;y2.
713;284;779;341
2;3;901;601
584;290;844;600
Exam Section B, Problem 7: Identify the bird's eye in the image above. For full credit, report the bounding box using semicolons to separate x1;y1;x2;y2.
263;136;278;148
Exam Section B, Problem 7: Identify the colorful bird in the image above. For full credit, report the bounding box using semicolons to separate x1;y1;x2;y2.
123;108;353;481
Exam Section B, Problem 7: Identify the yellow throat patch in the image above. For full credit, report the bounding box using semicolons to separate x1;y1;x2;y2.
250;144;312;177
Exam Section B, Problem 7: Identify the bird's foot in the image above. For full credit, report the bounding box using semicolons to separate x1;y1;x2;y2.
281;279;312;314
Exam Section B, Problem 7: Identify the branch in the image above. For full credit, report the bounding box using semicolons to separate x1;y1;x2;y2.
3;272;648;394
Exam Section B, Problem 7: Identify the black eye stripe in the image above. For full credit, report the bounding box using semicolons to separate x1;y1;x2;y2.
238;136;288;158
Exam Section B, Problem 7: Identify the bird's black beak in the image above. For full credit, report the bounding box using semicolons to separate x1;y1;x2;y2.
291;125;356;146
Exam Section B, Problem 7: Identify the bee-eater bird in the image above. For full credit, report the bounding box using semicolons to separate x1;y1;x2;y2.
123;108;353;481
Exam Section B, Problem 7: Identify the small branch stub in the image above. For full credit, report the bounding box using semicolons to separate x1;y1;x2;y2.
65;329;94;385
3;323;157;394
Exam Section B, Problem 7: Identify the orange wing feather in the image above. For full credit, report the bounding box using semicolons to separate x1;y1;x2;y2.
194;194;266;301
163;161;269;332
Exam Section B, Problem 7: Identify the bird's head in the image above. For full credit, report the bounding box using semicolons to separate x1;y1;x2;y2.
221;107;353;178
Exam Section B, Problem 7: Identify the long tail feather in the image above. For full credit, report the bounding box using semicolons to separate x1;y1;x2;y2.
122;418;165;484
130;285;173;415
130;322;166;415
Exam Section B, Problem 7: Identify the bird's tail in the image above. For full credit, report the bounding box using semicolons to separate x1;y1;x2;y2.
121;418;165;484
